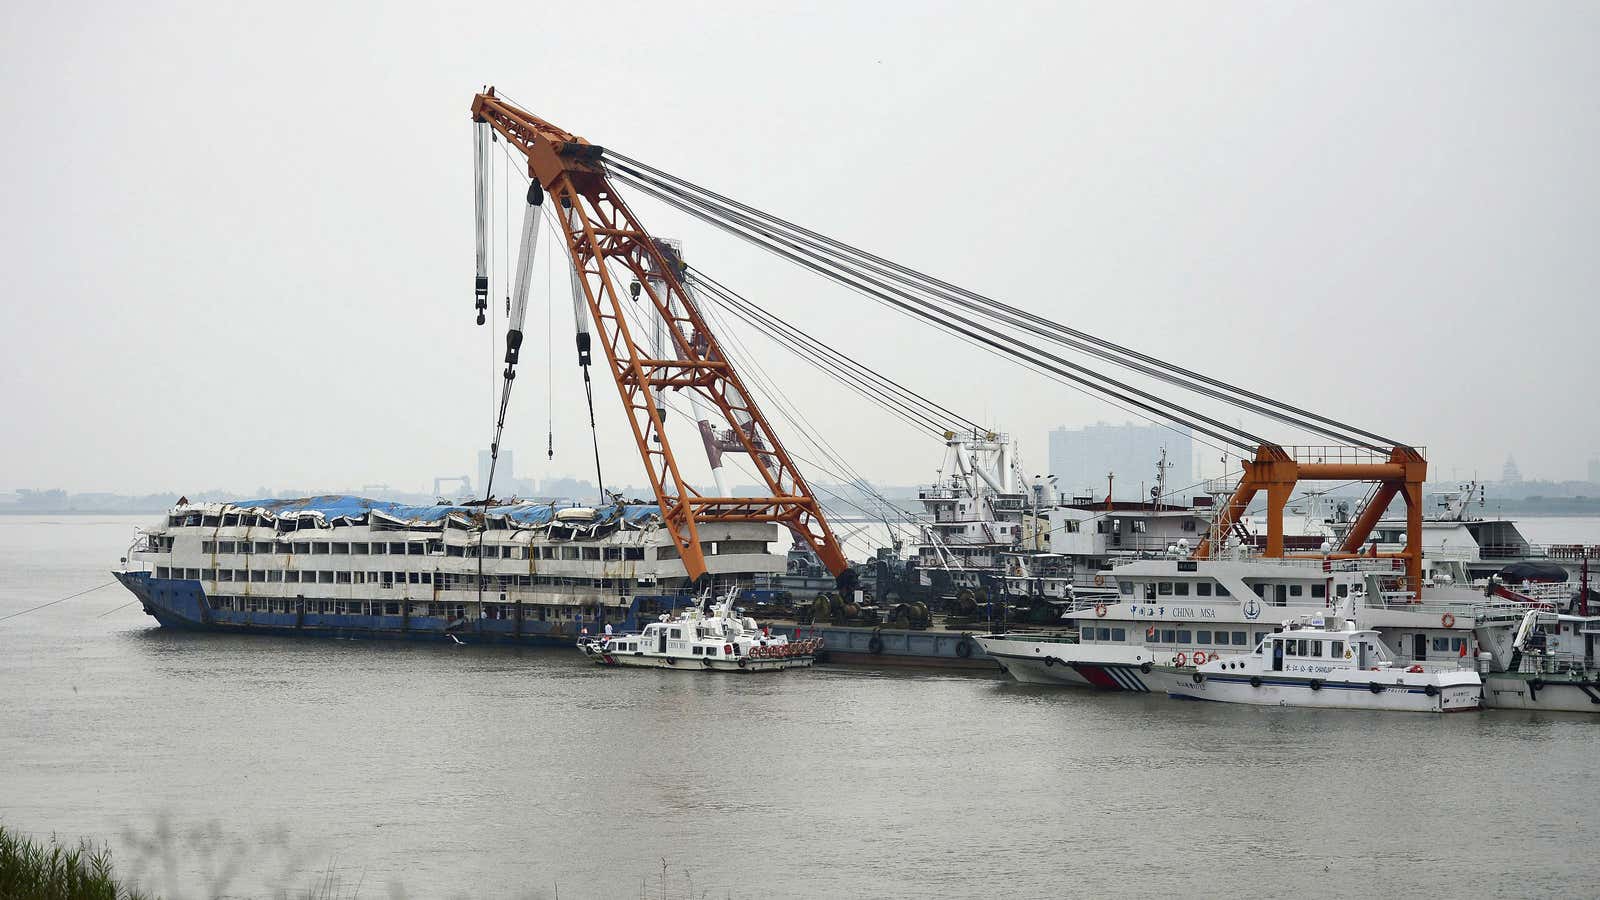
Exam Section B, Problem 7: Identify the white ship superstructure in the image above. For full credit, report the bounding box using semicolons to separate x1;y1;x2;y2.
116;495;786;644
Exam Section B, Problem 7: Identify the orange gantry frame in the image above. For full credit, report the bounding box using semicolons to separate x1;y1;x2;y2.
1194;445;1428;595
470;88;848;583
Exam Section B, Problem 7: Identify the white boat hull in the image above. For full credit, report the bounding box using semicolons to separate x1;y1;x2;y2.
1161;668;1481;713
1482;673;1600;712
584;647;814;672
975;634;1158;691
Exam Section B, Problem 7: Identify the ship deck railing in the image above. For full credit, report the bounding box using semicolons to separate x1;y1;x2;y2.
1479;543;1600;561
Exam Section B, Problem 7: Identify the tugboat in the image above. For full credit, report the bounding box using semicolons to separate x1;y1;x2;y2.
1160;602;1482;713
578;588;820;672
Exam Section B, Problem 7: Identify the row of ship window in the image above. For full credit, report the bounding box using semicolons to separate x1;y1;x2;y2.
153;566;635;590
190;539;647;561
202;596;597;619
1117;581;1335;600
1082;626;1266;647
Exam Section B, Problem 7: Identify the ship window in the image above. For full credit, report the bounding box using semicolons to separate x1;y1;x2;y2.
202;540;216;553
249;570;264;582
222;515;238;527
1143;583;1156;600
1161;629;1176;643
267;571;282;582
1174;583;1189;597
311;543;328;555
202;515;219;527
332;542;348;554
318;571;334;584
1331;640;1344;656
1310;641;1323;657
670;628;682;639
1177;631;1191;644
1432;637;1450;652
234;569;248;581
1111;628;1126;641
252;542;269;554
275;541;291;554
408;542;424;555
562;548;580;560
337;572;351;584
582;547;601;560
293;542;311;554
1119;582;1133;595
1337;584;1349;597
219;541;236;553
1214;632;1230;646
156;566;170;578
691;646;703;655
1251;583;1265;598
389;542;406;554
1216;584;1230;597
1197;630;1212;644
1311;584;1325;598
604;548;621;561
1289;585;1303;597
1196;582;1212;597
1158;582;1173;596
371;543;387;555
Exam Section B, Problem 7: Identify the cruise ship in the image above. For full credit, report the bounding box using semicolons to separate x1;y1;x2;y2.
113;495;786;645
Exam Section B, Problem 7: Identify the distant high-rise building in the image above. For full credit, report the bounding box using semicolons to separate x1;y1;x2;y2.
478;448;515;496
1502;455;1522;484
1048;422;1193;500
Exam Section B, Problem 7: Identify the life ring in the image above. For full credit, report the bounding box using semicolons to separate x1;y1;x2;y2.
1249;676;1262;688
1094;574;1106;587
867;634;885;654
955;637;973;658
1191;672;1204;685
1441;612;1456;628
1175;652;1188;667
1192;651;1207;665
1094;604;1108;618
1406;664;1424;674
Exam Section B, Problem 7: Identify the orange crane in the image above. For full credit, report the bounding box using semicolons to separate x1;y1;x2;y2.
469;88;851;589
1194;445;1427;596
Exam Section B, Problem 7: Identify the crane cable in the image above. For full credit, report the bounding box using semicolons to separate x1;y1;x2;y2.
603;151;1401;449
687;266;983;436
609;166;1260;451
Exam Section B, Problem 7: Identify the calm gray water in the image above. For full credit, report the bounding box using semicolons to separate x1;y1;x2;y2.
3;514;1599;899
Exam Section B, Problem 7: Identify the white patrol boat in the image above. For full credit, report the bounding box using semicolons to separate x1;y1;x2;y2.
577;588;820;672
1160;604;1482;713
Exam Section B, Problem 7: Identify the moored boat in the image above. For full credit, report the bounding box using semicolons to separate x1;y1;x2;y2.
578;588;820;672
1161;608;1481;713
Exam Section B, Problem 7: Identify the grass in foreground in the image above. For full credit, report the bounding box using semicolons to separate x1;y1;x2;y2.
0;824;150;900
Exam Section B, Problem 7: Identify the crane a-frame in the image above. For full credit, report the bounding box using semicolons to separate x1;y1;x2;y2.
469;88;850;588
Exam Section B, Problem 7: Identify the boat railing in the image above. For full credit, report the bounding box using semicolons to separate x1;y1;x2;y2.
1480;543;1600;561
1516;651;1592;676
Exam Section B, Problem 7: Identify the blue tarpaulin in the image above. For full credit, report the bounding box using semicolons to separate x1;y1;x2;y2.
224;495;659;527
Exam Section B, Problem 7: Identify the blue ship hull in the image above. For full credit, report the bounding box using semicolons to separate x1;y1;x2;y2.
112;570;691;648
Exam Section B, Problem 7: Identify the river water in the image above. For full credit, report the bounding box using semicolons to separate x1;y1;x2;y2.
3;515;1598;899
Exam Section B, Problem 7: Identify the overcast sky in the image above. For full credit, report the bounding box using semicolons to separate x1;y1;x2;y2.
2;1;1596;497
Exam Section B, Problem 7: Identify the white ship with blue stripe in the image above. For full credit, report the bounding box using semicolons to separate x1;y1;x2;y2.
113;495;786;646
1161;605;1481;712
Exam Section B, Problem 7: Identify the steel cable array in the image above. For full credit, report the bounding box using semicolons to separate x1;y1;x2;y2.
602;150;1403;452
